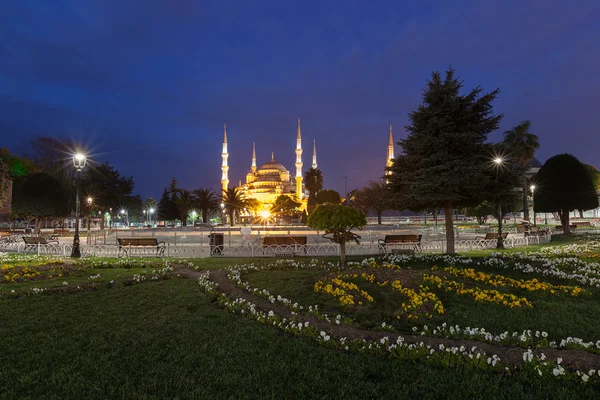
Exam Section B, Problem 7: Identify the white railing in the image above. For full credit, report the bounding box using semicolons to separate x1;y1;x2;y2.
0;233;551;258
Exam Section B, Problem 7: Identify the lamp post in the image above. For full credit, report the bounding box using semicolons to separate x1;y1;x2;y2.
493;157;504;249
220;202;225;225
121;209;128;228
87;197;93;232
530;185;536;227
71;152;87;258
148;208;155;227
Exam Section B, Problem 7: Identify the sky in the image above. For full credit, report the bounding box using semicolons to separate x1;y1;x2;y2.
1;0;599;200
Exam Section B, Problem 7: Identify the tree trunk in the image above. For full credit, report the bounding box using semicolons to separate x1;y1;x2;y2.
579;210;584;219
339;240;347;267
202;209;208;223
562;208;570;234
444;204;455;254
34;217;40;234
377;210;382;225
522;179;529;221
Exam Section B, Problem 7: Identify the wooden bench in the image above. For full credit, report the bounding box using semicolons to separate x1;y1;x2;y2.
22;236;59;249
378;234;422;253
117;237;165;257
475;232;509;240
262;236;308;256
572;221;591;227
50;229;71;239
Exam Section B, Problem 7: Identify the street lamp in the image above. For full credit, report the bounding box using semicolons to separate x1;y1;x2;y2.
71;152;87;258
530;185;536;227
121;209;128;227
493;156;504;249
86;197;93;232
148;208;155;226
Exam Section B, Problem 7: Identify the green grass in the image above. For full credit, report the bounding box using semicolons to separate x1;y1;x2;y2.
244;264;600;342
1;278;598;399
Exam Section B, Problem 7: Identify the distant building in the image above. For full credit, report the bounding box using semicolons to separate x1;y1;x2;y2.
220;119;315;211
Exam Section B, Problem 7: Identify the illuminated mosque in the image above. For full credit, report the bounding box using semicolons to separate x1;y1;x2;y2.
219;120;395;211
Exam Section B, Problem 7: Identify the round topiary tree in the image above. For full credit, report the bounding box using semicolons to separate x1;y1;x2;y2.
534;154;598;234
307;204;367;267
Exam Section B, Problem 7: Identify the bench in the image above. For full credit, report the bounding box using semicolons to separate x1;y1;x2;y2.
378;234;422;253
50;229;71;239
22;236;59;250
117;237;165;257
262;236;308;256
572;221;591;227
475;232;509;240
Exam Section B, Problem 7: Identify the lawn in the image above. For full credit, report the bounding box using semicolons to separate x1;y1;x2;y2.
1;278;597;399
2;236;600;398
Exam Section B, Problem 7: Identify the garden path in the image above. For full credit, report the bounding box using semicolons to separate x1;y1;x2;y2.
174;266;600;371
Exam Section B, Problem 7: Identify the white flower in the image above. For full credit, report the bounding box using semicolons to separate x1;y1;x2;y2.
62;282;68;285
582;374;589;383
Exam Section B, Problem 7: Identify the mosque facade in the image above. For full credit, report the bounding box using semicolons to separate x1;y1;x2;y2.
220;120;394;212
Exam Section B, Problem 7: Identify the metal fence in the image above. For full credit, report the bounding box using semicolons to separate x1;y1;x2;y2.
0;233;550;258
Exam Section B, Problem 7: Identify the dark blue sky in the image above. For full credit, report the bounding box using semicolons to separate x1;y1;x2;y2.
1;0;599;199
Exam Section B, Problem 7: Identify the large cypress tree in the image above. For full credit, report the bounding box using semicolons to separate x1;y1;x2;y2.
389;68;503;253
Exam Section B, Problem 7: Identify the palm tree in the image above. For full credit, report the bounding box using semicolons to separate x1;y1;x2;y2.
174;189;195;226
221;187;248;226
304;168;323;211
502;121;539;221
352;180;392;224
193;188;219;223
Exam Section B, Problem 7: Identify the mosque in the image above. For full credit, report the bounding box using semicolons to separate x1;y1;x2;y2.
219;120;395;212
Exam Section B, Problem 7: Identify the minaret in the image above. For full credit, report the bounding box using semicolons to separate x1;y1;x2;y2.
221;123;229;193
295;118;303;199
312;139;318;169
251;141;257;173
386;124;394;175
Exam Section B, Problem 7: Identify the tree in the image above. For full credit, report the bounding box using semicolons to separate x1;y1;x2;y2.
222;188;248;226
0;148;37;178
83;162;134;229
502;121;540;221
157;188;179;222
12;173;68;233
193;188;219;223
352;180;392;224
0;159;9;211
304;168;324;211
466;202;495;225
389;68;502;254
315;189;342;205
534;154;598;234
307;204;367;267
271;195;301;218
583;164;600;191
174;189;195;226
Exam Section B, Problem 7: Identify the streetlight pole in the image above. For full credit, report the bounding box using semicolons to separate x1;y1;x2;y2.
71;153;87;258
87;197;93;233
493;157;504;249
530;185;536;227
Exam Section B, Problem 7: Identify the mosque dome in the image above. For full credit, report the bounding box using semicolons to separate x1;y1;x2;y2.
258;160;287;172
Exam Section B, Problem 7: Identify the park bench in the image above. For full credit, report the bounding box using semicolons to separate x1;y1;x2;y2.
378;234;422;253
572;221;591;227
475;232;509;241
51;229;71;239
117;237;165;257
22;236;59;250
262;236;308;256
